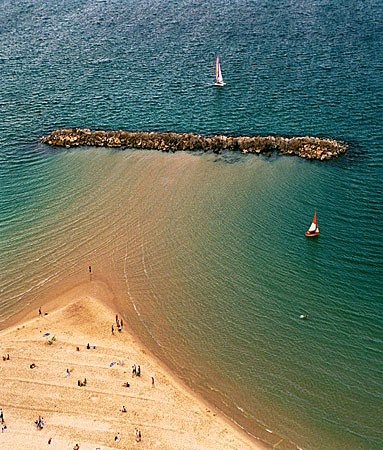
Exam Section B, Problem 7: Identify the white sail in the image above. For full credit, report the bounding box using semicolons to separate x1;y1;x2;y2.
216;62;223;83
215;55;225;85
308;221;317;232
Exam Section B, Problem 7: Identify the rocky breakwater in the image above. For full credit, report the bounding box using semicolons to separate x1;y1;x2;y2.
41;129;347;160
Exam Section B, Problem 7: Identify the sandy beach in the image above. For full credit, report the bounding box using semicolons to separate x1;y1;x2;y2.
0;280;264;450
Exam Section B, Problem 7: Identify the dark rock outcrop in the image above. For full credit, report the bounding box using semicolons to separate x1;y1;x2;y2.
41;128;347;160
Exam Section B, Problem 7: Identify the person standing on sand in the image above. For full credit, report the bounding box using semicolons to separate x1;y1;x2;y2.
152;376;155;387
0;407;4;423
39;307;42;317
114;432;121;442
89;266;92;273
111;324;114;335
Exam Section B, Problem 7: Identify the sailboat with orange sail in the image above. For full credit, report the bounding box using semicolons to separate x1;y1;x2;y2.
305;210;319;236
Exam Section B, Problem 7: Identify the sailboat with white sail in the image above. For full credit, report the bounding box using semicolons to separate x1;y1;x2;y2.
214;55;226;86
305;209;319;237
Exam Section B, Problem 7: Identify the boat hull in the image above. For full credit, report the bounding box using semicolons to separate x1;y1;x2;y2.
305;231;319;237
214;82;226;86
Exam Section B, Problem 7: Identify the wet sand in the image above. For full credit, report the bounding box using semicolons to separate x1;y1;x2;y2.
0;280;265;449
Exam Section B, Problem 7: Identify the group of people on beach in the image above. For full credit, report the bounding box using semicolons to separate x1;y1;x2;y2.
35;416;45;430
38;307;48;317
132;363;141;377
1;308;150;446
134;427;142;442
112;314;124;334
112;429;141;443
77;378;87;387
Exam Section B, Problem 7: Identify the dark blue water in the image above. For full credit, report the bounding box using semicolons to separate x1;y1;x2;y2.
1;1;382;448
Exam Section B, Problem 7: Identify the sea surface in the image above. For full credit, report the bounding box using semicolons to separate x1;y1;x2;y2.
1;0;382;448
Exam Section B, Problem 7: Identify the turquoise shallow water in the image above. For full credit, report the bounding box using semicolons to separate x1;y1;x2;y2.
1;1;383;448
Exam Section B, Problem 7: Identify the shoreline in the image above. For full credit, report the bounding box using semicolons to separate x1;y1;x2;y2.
41;128;347;160
0;279;269;449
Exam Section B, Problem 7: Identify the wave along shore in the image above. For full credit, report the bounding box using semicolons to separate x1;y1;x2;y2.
42;128;347;160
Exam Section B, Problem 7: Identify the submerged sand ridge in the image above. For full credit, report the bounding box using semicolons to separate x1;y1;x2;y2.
42;128;347;160
0;287;265;449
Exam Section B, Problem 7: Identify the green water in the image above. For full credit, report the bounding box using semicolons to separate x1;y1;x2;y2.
1;0;383;448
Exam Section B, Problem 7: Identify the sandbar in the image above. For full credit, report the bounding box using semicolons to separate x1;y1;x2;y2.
0;281;265;449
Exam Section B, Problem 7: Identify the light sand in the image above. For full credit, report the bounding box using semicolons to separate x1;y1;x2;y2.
0;282;265;449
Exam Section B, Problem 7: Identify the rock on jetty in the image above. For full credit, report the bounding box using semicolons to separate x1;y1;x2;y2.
41;128;347;160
